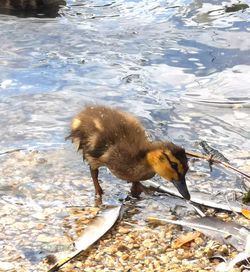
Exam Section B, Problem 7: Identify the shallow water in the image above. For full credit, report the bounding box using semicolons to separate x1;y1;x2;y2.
0;0;250;270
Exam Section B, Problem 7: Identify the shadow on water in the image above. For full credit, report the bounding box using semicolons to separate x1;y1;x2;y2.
145;39;250;76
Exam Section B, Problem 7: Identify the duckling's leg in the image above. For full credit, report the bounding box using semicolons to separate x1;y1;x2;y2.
130;182;152;197
130;181;143;197
90;167;104;196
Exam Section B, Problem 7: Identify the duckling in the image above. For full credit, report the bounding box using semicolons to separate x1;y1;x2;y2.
0;0;65;15
67;105;190;200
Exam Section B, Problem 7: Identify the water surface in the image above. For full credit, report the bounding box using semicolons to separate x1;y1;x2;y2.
0;0;250;270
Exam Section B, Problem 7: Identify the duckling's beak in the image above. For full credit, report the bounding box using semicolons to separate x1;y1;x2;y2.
173;179;190;200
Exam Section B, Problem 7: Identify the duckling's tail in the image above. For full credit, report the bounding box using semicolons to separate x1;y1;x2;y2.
65;133;84;153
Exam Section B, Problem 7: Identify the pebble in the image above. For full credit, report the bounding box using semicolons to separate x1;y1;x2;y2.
36;223;47;230
142;239;154;248
135;251;146;260
118;226;130;234
13;222;28;230
36;157;47;164
159;254;169;263
218;245;229;255
215;212;230;220
31;212;46;220
0;217;15;225
121;254;129;261
36;234;57;243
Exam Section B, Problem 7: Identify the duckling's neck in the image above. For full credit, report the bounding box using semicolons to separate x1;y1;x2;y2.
106;141;160;182
145;141;166;153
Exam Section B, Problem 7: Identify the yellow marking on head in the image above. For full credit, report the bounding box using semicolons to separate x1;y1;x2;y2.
93;119;103;131
146;149;179;181
71;118;81;130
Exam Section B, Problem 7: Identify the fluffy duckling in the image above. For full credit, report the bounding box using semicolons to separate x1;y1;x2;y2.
0;0;65;13
67;105;190;200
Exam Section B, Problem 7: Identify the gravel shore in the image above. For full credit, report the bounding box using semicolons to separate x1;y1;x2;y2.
1;149;249;272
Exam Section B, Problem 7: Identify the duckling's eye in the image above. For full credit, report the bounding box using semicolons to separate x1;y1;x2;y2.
170;161;178;171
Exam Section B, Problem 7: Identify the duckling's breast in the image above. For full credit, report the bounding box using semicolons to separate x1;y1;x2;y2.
108;165;156;182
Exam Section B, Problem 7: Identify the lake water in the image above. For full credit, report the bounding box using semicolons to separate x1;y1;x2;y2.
0;0;250;270
1;0;250;152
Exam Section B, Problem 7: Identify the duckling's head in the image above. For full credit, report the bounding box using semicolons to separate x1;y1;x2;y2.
147;142;190;200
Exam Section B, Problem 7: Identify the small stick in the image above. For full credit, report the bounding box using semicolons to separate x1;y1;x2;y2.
186;150;250;180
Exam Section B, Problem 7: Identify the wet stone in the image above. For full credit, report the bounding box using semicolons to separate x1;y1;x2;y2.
117;226;130;234
0;217;15;225
36;234;58;243
36;157;47;164
13;222;29;230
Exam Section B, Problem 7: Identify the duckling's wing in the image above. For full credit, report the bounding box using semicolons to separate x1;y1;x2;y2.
67;105;148;161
